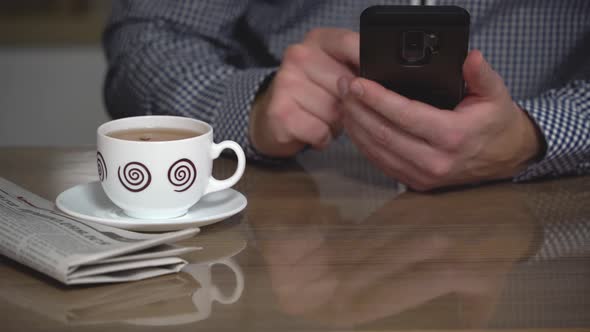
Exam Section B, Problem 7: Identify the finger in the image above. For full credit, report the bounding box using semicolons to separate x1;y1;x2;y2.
342;94;447;176
463;50;505;98
343;112;427;188
282;105;333;149
288;73;343;136
283;44;356;98
344;77;456;145
304;28;360;68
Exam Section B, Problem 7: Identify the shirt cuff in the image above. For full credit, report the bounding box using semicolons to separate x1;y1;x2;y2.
513;96;590;181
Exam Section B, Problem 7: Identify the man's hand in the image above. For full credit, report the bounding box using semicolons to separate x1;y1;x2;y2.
249;28;359;157
339;50;544;191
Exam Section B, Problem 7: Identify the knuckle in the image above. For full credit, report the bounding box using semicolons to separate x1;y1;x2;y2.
270;101;293;125
275;137;290;145
275;131;293;145
274;70;299;90
397;101;417;129
443;128;467;151
276;125;294;145
324;104;341;124
270;112;294;145
427;157;453;179
372;123;393;147
363;146;385;168
275;106;291;124
283;44;311;65
314;131;331;147
340;31;359;48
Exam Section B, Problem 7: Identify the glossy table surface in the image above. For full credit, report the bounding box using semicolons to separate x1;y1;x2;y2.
0;146;589;331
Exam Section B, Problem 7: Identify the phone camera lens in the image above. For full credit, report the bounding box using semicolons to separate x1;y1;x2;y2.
402;31;426;64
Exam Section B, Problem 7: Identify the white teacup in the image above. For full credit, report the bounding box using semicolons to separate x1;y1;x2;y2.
97;115;246;219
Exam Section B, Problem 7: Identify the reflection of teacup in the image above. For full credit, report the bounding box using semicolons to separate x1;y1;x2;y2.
125;258;244;326
188;259;244;321
97;115;246;219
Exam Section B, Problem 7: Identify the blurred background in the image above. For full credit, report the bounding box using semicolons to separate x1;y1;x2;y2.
0;0;112;146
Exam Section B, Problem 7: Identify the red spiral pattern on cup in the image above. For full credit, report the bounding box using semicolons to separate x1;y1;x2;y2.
118;162;151;192
97;151;107;182
168;158;197;192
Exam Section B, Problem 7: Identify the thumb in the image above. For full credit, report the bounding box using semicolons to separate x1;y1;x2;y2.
463;50;503;98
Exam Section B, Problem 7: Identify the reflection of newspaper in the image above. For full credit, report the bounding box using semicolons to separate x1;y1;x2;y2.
0;177;200;285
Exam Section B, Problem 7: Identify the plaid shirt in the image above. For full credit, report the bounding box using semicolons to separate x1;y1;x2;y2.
103;0;590;181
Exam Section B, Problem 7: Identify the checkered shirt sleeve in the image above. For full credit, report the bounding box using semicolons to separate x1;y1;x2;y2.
103;0;278;161
103;0;590;178
515;79;590;181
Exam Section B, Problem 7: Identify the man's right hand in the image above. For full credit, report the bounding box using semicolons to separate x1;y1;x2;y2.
249;28;359;157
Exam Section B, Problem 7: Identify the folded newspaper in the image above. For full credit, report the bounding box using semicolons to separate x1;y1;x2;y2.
0;177;200;285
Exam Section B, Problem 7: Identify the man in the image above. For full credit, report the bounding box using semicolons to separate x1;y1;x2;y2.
103;0;590;190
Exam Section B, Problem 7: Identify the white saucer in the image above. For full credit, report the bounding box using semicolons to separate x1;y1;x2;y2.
55;181;247;232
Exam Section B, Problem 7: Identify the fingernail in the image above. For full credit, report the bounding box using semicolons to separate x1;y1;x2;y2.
350;80;364;97
337;77;349;97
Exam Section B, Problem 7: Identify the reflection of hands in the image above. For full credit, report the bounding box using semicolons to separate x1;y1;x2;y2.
339;50;544;191
249;28;359;157
257;185;536;328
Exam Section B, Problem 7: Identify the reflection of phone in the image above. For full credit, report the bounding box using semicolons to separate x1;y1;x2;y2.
360;6;470;109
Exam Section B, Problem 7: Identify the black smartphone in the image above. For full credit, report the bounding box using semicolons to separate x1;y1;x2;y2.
360;5;470;110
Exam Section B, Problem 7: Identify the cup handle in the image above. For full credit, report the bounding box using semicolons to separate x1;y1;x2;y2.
203;140;246;196
211;258;245;304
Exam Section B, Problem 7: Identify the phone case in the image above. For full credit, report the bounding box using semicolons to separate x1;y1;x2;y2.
360;6;470;109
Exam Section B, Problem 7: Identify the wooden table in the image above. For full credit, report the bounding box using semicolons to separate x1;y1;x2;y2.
0;147;589;331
